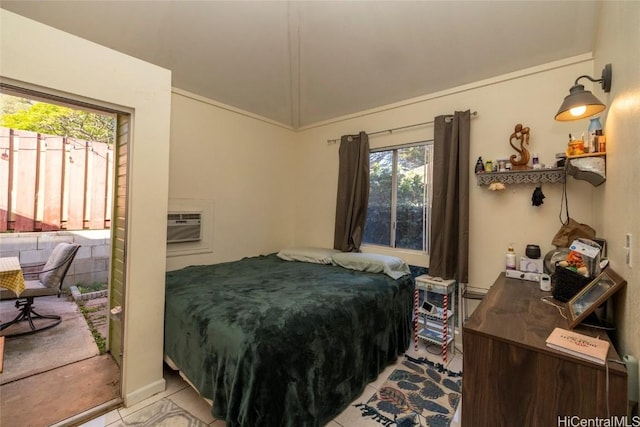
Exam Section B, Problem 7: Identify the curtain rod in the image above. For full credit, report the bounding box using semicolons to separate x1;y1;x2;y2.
326;110;478;144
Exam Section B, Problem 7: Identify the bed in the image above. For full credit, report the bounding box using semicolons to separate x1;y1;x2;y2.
164;253;414;426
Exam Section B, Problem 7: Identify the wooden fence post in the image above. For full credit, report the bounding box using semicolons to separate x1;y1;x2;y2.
0;128;11;232
14;130;37;232
42;136;65;231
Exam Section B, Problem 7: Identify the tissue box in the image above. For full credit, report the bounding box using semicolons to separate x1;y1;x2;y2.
520;256;544;273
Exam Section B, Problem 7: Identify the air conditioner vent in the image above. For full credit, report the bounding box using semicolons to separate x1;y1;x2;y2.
167;211;201;243
168;212;201;221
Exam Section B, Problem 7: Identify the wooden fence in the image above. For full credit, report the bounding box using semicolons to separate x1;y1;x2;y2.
0;127;113;232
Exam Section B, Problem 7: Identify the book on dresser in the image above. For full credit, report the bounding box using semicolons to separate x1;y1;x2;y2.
545;327;610;365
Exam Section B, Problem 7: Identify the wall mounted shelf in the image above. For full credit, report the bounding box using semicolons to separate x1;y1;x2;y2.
476;167;565;186
566;152;606;186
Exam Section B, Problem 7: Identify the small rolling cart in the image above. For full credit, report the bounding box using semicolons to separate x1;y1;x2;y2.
413;275;456;365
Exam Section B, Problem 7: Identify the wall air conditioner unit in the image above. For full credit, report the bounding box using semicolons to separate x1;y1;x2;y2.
167;212;201;243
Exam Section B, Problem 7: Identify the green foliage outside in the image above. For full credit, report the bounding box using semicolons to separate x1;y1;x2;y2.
78;303;107;354
364;145;429;250
76;282;108;294
0;94;115;144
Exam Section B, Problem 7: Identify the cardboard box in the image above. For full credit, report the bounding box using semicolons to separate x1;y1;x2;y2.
569;238;602;277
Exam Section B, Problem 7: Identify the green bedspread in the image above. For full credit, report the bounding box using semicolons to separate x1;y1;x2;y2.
164;254;414;426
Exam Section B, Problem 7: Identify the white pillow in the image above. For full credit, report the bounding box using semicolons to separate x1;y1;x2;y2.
331;252;411;279
277;247;340;264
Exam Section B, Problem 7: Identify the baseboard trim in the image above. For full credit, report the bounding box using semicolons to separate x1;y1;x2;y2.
50;398;123;427
125;378;167;407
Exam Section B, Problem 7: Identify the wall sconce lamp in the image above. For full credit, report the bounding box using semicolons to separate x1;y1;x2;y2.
555;64;612;121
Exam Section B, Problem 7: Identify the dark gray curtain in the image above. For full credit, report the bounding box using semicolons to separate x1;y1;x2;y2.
429;111;471;283
333;131;370;252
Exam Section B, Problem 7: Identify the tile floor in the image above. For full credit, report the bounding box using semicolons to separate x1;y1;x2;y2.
80;345;463;427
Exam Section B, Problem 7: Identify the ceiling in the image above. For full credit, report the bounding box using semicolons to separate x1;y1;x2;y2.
1;1;600;129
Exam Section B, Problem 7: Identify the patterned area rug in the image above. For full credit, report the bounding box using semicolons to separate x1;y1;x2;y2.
117;398;208;426
356;356;462;427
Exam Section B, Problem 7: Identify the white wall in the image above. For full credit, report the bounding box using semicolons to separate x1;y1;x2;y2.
0;10;172;406
593;1;640;366
295;56;598;288
165;89;297;271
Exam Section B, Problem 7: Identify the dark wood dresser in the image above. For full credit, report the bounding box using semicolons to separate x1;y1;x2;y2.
462;273;627;426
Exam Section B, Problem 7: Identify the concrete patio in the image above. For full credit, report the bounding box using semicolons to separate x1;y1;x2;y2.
0;295;122;427
0;292;109;384
0;291;119;427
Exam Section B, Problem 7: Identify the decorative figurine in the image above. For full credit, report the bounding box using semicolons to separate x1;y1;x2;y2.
509;123;531;169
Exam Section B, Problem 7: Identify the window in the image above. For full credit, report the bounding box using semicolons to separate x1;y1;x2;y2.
363;142;432;252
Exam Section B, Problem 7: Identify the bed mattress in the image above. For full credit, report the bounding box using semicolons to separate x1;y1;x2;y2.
164;254;413;426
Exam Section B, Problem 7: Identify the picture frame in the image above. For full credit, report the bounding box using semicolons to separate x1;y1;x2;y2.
567;268;626;329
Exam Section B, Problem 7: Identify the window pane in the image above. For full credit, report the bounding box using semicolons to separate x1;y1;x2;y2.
364;151;392;246
395;146;426;250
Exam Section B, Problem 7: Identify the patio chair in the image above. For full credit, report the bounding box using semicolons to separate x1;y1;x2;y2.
0;242;81;337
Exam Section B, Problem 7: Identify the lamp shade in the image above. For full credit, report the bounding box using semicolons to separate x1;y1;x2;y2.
555;84;606;121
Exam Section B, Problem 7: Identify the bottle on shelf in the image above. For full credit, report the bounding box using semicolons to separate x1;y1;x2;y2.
532;153;540;169
588;117;602;153
597;133;606;152
506;245;516;271
485;160;493;172
475;157;485;174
